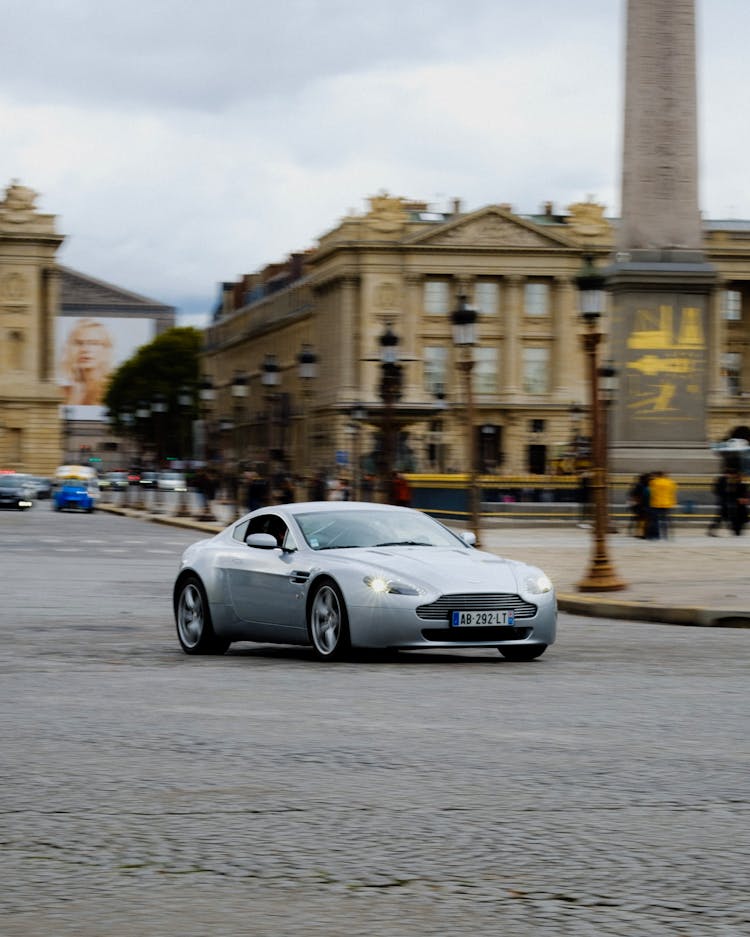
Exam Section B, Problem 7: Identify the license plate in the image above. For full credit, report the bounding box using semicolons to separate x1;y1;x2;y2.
451;610;515;627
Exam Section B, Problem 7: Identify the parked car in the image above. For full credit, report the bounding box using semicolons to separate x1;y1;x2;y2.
0;474;35;510
104;471;129;491
53;479;96;513
157;471;187;492
139;471;158;488
173;501;557;660
24;476;53;499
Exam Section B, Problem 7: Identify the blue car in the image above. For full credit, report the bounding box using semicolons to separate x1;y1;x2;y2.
53;480;96;513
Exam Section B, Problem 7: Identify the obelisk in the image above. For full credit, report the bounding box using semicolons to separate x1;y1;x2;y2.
608;0;716;474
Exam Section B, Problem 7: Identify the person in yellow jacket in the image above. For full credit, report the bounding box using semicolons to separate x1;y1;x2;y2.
649;470;678;539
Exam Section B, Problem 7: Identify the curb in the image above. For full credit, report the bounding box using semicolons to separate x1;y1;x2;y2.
557;594;750;628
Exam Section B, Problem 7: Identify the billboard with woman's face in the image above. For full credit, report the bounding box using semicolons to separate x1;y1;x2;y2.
57;316;156;420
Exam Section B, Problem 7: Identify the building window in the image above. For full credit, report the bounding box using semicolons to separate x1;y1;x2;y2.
474;281;499;316
723;290;742;321
424;280;450;315
473;347;498;394
524;282;549;316
9;330;25;370
722;352;742;396
424;346;448;394
527;443;547;474
523;347;550;394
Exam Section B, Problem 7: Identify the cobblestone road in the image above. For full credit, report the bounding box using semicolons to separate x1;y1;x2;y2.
1;509;748;936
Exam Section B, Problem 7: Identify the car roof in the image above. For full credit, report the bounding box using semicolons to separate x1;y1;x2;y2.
285;501;415;516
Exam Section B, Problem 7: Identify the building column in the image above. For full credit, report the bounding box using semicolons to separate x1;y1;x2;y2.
552;276;576;397
339;276;359;399
403;273;422;399
708;282;726;403
503;275;523;396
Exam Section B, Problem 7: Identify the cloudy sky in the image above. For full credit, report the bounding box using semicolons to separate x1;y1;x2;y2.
2;0;749;325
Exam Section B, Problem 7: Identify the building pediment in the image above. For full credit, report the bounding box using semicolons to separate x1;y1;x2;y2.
58;265;174;313
406;205;575;249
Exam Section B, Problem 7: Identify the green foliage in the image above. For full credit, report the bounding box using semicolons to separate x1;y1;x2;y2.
104;326;203;457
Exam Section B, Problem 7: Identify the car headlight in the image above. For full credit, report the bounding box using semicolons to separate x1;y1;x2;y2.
364;575;421;596
524;572;553;595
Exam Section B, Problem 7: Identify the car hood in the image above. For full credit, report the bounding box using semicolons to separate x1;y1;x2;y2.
320;546;530;595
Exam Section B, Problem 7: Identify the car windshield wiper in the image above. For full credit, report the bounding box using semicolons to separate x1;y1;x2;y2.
374;540;433;547
316;544;363;550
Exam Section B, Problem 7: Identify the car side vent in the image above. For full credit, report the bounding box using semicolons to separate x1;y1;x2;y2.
290;570;311;584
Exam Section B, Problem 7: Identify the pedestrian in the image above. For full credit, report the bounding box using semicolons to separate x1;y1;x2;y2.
648;470;678;539
391;471;412;507
725;468;749;536
309;470;327;502
245;470;269;512
577;471;592;528
627;474;645;537
707;468;732;536
279;474;295;503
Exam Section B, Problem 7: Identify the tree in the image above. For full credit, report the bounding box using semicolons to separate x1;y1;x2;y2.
104;327;203;462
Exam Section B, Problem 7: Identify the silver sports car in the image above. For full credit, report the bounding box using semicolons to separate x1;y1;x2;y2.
173;501;557;661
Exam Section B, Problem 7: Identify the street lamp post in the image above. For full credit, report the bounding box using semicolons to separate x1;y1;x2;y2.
599;360;619;534
575;257;626;592
197;376;216;521
133;400;150;510
378;325;402;503
118;408;134;507
297;344;318;482
150;392;167;513
175;386;193;517
262;354;281;469
431;384;447;473
451;294;481;547
349;403;367;501
231;372;249;518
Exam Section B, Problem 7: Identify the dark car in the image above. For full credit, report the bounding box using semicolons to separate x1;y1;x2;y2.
139;471;158;488
28;476;53;499
0;474;35;510
103;471;129;491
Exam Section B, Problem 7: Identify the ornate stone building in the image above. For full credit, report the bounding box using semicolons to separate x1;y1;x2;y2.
0;180;175;475
0;181;64;474
202;193;750;481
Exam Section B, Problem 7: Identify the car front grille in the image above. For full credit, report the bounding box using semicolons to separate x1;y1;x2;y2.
421;626;533;643
416;593;538;621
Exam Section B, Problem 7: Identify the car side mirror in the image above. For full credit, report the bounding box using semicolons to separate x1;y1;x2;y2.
246;532;279;550
460;531;477;547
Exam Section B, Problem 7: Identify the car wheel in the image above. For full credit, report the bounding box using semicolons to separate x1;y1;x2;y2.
175;575;229;655
308;579;351;661
499;644;547;661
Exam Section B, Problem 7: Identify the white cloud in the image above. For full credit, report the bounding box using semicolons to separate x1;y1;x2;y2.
1;0;749;320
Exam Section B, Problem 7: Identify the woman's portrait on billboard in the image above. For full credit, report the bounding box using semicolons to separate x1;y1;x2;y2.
59;317;114;406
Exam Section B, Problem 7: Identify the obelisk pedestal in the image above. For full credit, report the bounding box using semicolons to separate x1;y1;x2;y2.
607;0;716;475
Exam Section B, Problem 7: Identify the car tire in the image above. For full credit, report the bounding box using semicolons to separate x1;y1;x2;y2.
175;575;230;655
308;579;351;661
499;644;547;661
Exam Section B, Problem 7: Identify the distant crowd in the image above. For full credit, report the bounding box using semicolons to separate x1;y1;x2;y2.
625;467;748;539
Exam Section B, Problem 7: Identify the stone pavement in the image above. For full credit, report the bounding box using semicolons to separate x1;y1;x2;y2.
98;501;750;628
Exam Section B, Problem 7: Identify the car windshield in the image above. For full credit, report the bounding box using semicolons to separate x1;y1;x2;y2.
0;476;20;488
293;509;464;551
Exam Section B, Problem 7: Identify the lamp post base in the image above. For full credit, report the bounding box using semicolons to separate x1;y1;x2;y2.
577;561;628;592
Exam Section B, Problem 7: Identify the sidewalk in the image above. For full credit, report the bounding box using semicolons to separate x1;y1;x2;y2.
99;501;750;628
